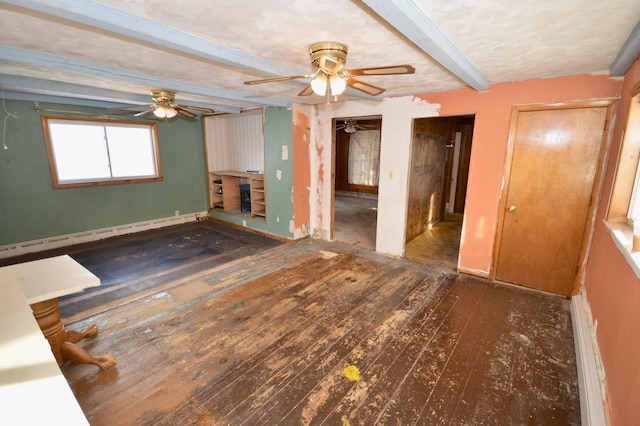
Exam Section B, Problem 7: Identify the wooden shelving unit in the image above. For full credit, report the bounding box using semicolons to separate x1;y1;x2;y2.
209;173;225;210
250;177;266;219
208;171;266;222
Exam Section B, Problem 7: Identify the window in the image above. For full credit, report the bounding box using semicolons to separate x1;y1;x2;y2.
42;116;161;188
605;83;640;276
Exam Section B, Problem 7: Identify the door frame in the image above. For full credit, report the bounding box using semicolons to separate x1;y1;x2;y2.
491;99;618;295
329;115;382;243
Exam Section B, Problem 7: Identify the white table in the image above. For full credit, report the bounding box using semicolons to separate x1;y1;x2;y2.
11;255;101;304
0;268;90;425
2;255;117;369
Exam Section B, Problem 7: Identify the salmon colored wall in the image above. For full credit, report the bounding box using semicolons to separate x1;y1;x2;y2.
583;57;640;425
292;107;311;237
417;74;623;275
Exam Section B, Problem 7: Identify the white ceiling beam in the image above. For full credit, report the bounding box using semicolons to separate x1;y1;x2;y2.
0;46;292;108
1;0;380;103
2;0;304;80
362;0;490;91
2;91;144;110
0;76;242;113
610;19;640;77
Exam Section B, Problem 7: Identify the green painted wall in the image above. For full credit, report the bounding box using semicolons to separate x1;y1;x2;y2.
264;107;294;238
0;99;208;246
208;107;295;239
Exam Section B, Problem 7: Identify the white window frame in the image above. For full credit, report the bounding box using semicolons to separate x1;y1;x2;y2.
626;140;640;229
42;116;162;189
605;84;640;277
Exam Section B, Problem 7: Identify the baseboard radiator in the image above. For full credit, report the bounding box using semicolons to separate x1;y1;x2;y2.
0;211;207;260
570;292;609;425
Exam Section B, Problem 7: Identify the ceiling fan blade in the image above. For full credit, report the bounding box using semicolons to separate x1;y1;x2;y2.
134;108;154;117
297;84;314;96
244;74;311;85
175;107;197;119
108;104;153;111
347;78;386;96
346;65;416;76
176;104;215;113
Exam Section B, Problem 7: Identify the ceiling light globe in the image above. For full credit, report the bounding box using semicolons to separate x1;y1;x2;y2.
153;106;167;118
329;75;346;95
165;107;178;118
311;74;327;96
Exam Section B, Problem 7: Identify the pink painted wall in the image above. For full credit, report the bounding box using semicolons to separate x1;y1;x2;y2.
583;57;640;425
292;109;311;232
417;74;623;275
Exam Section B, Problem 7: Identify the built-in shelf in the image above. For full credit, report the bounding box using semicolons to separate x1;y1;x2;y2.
208;171;266;222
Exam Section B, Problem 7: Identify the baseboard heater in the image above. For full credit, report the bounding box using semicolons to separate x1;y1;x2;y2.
0;211;207;260
570;292;609;425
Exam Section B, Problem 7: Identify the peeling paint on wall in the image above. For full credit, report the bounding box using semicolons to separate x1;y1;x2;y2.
292;106;311;232
309;95;440;256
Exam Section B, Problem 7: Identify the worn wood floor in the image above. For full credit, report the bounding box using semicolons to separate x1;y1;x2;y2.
405;213;463;271
62;237;579;425
333;195;463;271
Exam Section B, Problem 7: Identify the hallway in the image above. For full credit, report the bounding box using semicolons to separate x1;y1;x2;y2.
333;195;462;270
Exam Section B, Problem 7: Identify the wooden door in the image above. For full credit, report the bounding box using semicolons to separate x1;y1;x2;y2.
406;119;447;241
495;106;607;296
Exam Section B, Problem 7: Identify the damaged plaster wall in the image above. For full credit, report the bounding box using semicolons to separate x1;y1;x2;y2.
308;96;440;257
292;104;312;239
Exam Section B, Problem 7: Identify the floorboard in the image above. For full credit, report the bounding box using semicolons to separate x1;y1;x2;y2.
60;238;579;425
0;220;283;319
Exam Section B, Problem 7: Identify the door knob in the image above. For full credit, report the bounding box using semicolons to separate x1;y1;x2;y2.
507;205;516;212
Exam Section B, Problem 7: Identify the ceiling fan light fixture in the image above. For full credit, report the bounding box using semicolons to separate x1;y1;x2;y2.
311;74;327;96
329;75;346;96
153;104;178;119
344;123;357;134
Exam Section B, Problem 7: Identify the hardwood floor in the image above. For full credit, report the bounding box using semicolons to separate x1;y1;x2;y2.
61;237;579;425
405;213;463;270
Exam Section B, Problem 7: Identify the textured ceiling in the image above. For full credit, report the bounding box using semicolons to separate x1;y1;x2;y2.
0;0;639;115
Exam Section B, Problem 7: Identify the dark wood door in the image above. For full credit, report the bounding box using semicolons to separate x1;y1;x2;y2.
495;107;607;296
406;120;447;241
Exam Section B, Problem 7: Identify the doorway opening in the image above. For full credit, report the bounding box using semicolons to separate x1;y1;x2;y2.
404;115;475;270
331;115;382;250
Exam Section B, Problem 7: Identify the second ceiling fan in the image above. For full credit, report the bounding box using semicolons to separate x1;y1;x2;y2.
244;42;415;98
111;90;216;119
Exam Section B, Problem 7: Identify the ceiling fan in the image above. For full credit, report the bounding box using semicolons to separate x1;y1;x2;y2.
111;90;215;119
244;42;415;98
336;119;377;134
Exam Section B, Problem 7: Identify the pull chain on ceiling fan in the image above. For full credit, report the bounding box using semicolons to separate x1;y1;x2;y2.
244;42;415;98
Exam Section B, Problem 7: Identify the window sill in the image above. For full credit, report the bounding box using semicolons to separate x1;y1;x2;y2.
603;220;640;278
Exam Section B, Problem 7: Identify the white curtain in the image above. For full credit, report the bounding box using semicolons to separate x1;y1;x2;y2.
348;130;381;186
